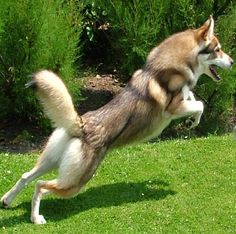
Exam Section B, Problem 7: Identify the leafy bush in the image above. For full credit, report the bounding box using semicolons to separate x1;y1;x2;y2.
86;0;217;76
80;2;111;67
0;0;83;125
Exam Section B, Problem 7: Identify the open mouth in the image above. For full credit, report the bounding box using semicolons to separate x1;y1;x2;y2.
209;65;221;81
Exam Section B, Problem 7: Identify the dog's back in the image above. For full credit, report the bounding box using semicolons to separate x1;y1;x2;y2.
29;68;167;149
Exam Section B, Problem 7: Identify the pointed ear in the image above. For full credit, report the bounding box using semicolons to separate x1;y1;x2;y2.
198;16;214;41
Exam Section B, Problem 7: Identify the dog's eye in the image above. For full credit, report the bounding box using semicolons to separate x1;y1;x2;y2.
215;48;220;52
199;48;211;54
199;45;214;55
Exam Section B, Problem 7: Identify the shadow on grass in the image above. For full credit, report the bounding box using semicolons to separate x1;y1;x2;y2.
0;179;176;227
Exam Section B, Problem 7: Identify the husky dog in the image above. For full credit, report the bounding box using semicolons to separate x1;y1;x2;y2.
1;16;233;224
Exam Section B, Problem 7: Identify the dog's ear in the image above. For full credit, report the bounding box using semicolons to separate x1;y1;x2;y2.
198;16;214;41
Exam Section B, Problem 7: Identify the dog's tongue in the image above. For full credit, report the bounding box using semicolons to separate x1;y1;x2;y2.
209;66;221;81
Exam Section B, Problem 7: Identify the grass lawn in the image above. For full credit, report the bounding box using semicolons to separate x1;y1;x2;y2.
0;134;235;233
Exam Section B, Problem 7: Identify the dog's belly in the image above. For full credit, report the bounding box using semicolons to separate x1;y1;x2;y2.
141;117;171;142
111;114;172;147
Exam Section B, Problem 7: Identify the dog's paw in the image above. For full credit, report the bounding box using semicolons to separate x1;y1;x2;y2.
185;117;198;129
185;117;194;129
31;214;47;225
1;196;11;208
185;101;204;129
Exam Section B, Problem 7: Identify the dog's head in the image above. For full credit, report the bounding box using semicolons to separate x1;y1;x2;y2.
196;16;234;81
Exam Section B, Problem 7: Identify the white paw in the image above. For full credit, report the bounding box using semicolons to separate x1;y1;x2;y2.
189;119;199;129
31;215;47;225
185;117;199;129
1;196;11;208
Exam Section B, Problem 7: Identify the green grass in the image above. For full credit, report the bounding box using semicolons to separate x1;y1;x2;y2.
0;135;235;233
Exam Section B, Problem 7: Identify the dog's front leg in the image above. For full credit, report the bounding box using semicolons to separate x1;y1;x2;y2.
171;100;204;128
187;91;196;101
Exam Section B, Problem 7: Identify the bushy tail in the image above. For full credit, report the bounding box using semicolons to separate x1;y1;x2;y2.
26;70;83;137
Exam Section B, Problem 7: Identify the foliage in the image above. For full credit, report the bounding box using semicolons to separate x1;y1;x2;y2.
0;0;83;125
0;135;235;232
80;2;111;68
86;0;233;76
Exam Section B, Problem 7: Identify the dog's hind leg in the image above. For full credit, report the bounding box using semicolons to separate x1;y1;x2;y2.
31;179;81;224
30;138;106;224
1;128;70;208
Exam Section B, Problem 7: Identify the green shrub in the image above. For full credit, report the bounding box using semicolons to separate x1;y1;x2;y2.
87;0;217;76
0;0;83;125
80;2;111;67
